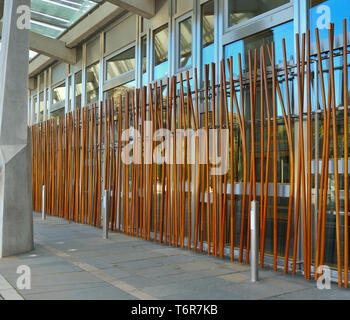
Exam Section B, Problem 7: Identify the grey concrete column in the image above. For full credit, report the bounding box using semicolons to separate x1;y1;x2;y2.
0;0;34;257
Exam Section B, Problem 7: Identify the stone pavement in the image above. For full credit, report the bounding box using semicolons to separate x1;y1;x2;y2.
0;213;349;300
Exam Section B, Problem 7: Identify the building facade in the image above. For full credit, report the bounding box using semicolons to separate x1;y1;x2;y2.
28;0;350;285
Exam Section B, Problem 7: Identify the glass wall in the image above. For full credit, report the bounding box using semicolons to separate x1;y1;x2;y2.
39;92;44;122
86;62;99;105
75;71;82;109
105;80;136;100
106;46;136;81
310;0;350;42
201;0;215;70
178;16;192;69
224;20;294;76
227;0;290;28
141;36;147;85
153;24;169;80
51;82;66;118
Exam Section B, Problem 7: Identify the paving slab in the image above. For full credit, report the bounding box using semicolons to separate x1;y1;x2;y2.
0;213;349;300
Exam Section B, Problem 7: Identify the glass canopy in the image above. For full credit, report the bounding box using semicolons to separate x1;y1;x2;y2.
29;0;102;60
30;0;102;39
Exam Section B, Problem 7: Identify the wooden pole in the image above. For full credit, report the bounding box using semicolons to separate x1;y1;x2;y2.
343;18;349;288
204;65;211;255
228;57;236;261
329;24;343;287
193;68;201;252
238;54;248;263
281;39;295;274
261;46;272;268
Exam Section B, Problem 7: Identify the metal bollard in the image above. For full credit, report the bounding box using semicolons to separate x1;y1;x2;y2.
42;185;46;220
250;200;259;282
102;190;111;239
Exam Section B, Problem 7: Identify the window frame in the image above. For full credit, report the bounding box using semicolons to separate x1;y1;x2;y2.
175;11;194;74
51;80;66;113
223;0;294;43
152;23;170;83
104;42;136;86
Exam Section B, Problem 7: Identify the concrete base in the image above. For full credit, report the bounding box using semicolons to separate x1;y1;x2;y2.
0;143;33;257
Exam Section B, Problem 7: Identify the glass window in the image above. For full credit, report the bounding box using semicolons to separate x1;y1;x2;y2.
105;80;136;100
178;17;192;69
141;36;147;85
228;0;290;28
52;82;66;109
75;71;82;109
50;108;65;120
310;0;350;42
201;0;215;79
39;92;44;122
86;62;100;105
154;25;169;80
33;96;38;122
224;21;294;76
106;47;136;81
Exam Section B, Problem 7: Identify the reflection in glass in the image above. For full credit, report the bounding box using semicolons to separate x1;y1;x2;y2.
310;0;350;42
105;80;136;101
86;62;99;105
179;17;192;69
33;96;38;122
154;25;169;80
75;71;82;109
228;0;290;27
39;92;44;122
106;47;135;80
224;21;294;76
201;0;214;80
50;108;65;120
52;82;66;108
141;36;148;85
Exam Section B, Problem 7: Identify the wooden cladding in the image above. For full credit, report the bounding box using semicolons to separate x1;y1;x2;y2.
31;22;349;287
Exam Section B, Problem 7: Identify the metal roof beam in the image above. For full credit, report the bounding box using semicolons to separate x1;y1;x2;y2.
0;22;77;65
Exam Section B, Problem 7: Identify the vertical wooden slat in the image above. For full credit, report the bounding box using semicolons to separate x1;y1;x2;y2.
211;63;218;257
193;68;201;252
204;65;211;255
238;54;248;263
246;50;258;264
125;93;130;234
159;80;166;243
228;57;236;261
343;18;349;288
306;30;312;280
329;23;343;287
172;77;178;247
281;39;295;274
261;47;272;268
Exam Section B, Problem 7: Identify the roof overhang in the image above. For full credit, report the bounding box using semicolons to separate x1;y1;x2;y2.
105;0;155;19
28;2;125;77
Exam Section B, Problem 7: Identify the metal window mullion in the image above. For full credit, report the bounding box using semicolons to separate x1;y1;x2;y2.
99;31;105;104
82;43;87;108
36;74;40;124
65;76;69;114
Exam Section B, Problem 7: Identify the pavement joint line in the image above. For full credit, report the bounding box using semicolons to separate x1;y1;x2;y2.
39;242;158;300
0;273;24;300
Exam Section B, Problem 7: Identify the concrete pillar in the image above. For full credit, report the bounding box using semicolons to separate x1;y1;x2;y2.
0;0;34;257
